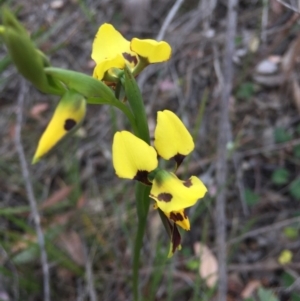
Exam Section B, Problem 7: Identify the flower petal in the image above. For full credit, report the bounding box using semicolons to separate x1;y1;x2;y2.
92;54;125;80
112;131;158;182
32;91;86;163
154;110;194;161
131;38;171;63
150;170;207;213
91;23;138;75
167;209;190;231
168;223;182;258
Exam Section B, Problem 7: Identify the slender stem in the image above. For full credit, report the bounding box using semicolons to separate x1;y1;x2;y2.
123;66;151;301
216;0;238;300
132;183;151;301
87;96;138;134
15;80;50;301
110;98;138;134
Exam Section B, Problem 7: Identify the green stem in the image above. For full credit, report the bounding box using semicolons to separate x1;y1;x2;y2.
110;98;138;134
87;97;138;134
123;65;151;301
132;183;151;301
123;66;150;142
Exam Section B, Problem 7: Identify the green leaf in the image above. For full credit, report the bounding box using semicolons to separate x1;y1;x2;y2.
12;243;39;264
0;55;11;73
186;259;199;271
244;188;260;206
271;168;290;185
235;35;243;46
236;82;255;99
257;287;279;301
289;178;300;200
283;227;298;240
293;144;300;158
44;67;117;102
274;127;292;143
291;293;300;301
281;271;295;287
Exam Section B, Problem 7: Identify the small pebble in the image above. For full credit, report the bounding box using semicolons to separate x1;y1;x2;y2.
50;0;64;9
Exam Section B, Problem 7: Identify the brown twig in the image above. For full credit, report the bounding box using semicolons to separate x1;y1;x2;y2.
216;0;238;300
83;242;97;301
156;0;185;41
14;80;50;301
241;138;300;157
276;0;300;13
137;0;185;89
228;216;300;245
228;262;300;272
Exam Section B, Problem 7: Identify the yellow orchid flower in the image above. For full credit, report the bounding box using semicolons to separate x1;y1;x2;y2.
91;23;171;83
32;90;86;163
113;131;158;184
154;110;195;166
112;110;207;233
150;170;207;230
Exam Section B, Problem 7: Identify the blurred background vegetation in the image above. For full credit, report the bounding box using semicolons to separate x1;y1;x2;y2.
1;0;300;300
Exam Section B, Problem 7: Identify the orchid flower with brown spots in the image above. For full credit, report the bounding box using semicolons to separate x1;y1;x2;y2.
112;110;207;256
32;90;86;164
91;24;171;83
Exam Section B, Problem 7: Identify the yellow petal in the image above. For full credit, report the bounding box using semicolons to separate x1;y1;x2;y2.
91;23;138;70
131;38;171;63
92;54;125;80
32;91;86;163
154;110;194;160
167;210;190;231
112;131;158;181
150;170;207;213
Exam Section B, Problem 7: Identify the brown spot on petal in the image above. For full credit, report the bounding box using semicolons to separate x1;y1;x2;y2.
134;170;151;185
64;119;77;131
183;178;192;188
171;224;181;254
122;52;138;66
157;193;172;202
169;211;187;222
172;153;185;168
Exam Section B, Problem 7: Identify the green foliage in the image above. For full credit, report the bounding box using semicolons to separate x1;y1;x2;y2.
271;168;290;185
281;271;295;287
293;144;300;158
289;178;300;200
296;124;300;135
257;287;279;301
291;293;300;301
283;227;298;240
236;82;255;100
186;258;199;271
274;127;292;143
244;188;260;206
234;35;243;46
